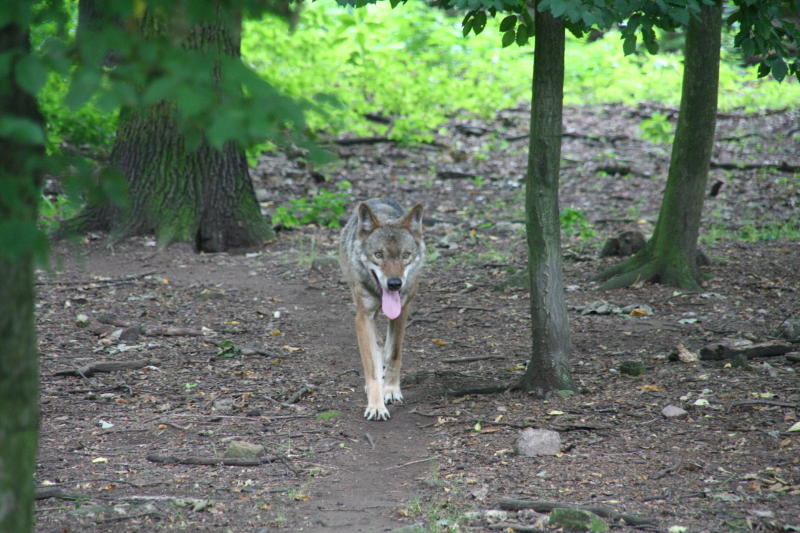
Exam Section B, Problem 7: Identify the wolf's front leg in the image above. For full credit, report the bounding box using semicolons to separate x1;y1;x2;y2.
383;304;410;405
355;309;389;420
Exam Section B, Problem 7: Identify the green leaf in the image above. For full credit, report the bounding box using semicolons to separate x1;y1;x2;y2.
622;34;637;56
768;57;788;82
462;13;473;37
142;77;179;106
642;25;658;54
499;14;517;32
472;11;487;34
0;116;45;145
516;24;530;46
15;54;47;95
65;67;101;110
502;29;516;48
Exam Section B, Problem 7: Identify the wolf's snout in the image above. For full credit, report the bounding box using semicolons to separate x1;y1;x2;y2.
387;278;402;291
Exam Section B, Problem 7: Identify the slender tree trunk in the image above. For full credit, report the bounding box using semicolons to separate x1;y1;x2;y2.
516;6;575;396
0;23;42;533
70;2;272;252
596;2;722;290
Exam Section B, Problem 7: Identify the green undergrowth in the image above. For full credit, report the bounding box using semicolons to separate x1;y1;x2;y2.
243;0;800;144
33;1;800;151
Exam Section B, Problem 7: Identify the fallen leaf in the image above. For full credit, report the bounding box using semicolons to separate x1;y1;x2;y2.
92;457;109;463
281;345;302;353
672;343;699;363
639;384;664;392
787;421;800;432
269;329;281;336
431;338;449;346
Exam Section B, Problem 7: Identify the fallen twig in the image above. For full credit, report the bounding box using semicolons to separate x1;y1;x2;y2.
35;271;157;287
487;523;547;532
700;340;794;361
442;355;507;364
286;383;316;404
727;399;799;412
385;456;439;470
146;453;277;467
54;359;152;378
445;384;511;397
36;487;88;500
710;160;800;173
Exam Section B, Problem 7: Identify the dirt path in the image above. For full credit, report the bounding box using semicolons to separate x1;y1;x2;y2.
35;104;800;532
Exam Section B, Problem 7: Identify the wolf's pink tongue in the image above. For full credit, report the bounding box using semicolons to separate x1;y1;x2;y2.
381;290;402;320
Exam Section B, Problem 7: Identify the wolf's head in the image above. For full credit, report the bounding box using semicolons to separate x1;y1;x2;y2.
357;202;424;319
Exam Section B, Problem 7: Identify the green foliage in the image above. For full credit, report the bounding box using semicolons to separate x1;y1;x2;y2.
271;181;352;228
560;207;595;240
549;507;609;532
638;112;673;145
243;0;531;143
37;73;118;155
38;194;81;234
216;340;243;358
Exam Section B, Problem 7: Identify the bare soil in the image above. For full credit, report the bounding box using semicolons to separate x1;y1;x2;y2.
36;104;799;532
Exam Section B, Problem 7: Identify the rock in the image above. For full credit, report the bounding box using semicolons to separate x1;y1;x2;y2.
212;398;234;412
579;300;622;315
119;326;142;342
514;428;561;457
549;508;609;532
619;360;646;376
775;319;800;342
224;440;265;459
661;405;688;418
483;510;509;522
600;230;646;257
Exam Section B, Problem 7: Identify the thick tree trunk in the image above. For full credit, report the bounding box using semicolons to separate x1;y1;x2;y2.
516;7;575;396
0;23;42;533
70;3;272;252
596;2;722;290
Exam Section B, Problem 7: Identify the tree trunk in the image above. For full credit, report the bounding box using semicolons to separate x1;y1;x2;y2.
70;3;272;252
516;6;575;396
596;2;722;290
0;23;42;533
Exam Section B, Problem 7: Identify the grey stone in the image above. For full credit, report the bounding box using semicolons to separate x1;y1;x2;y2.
224;440;265;459
514;428;561;457
662;405;688;418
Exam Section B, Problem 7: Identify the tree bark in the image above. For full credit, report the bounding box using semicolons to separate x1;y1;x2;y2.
69;2;272;252
0;22;42;533
516;6;575;396
596;2;723;290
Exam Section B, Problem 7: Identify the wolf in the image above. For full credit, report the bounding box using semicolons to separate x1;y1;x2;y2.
339;198;425;420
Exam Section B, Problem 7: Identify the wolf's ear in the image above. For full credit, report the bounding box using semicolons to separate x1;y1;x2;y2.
357;202;381;235
400;204;424;237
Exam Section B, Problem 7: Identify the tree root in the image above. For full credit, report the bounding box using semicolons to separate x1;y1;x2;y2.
595;250;702;291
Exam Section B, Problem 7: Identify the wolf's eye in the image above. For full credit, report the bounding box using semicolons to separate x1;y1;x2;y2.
402;251;412;260
374;251;384;259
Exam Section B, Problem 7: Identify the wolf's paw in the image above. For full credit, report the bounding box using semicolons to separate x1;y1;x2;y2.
383;387;404;405
364;404;390;421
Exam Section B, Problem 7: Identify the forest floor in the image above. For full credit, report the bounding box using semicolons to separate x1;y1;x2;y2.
35;103;800;532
